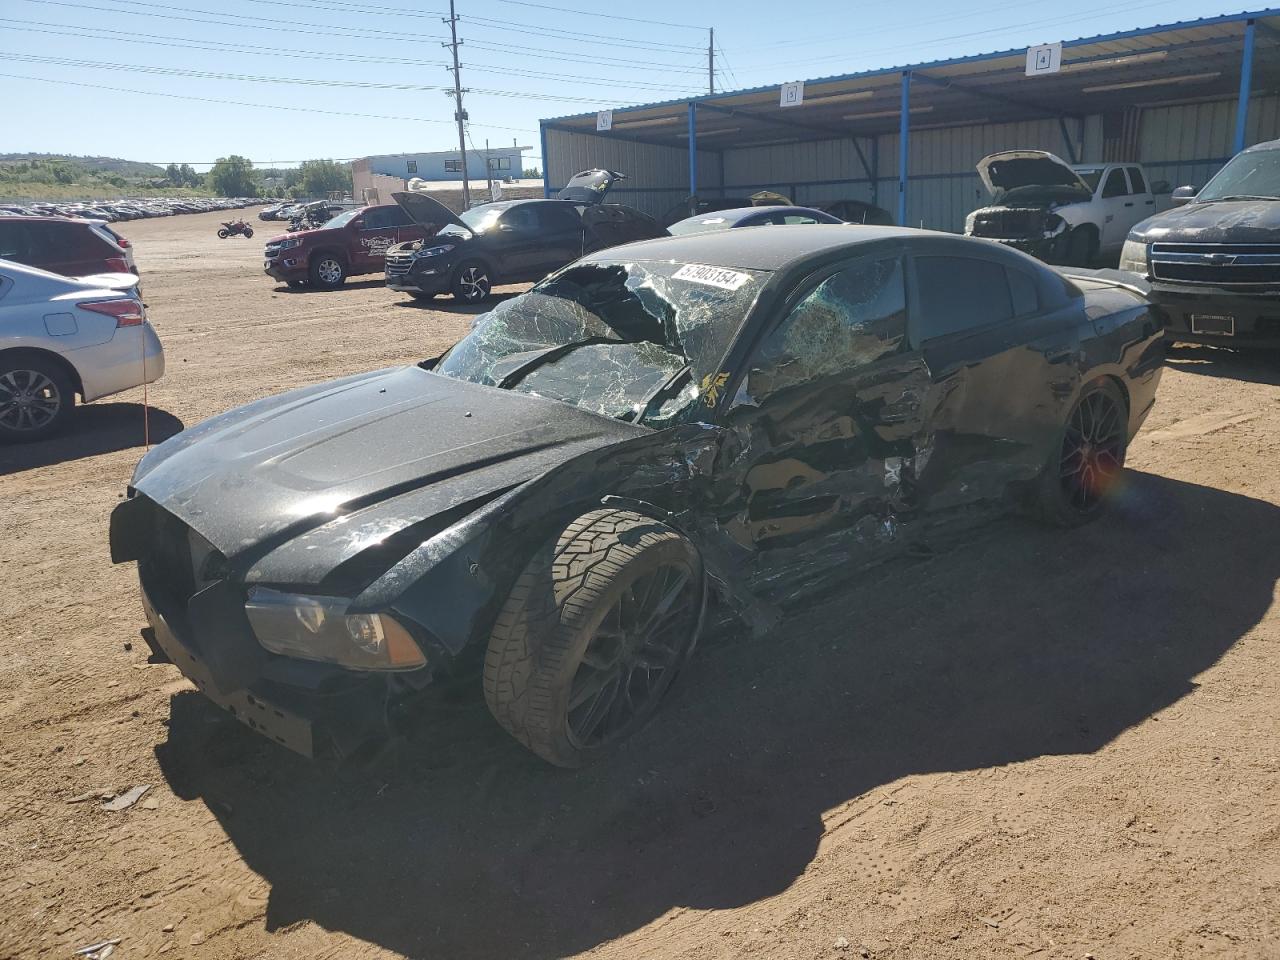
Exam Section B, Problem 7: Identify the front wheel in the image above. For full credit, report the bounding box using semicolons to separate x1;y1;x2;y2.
0;355;75;442
451;261;492;304
309;254;347;290
243;227;253;239
217;228;229;239
1036;380;1128;527
484;509;705;767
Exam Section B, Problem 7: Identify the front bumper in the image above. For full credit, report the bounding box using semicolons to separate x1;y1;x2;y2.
385;256;455;296
264;251;308;282
1150;284;1280;348
971;235;1059;259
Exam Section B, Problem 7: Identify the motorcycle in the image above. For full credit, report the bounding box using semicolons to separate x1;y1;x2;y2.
217;219;254;239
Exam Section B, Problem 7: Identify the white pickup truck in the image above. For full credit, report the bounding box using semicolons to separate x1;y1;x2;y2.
964;151;1163;266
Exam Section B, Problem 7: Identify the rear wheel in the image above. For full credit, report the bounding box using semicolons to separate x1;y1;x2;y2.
451;261;491;304
1037;380;1127;526
217;228;229;239
0;355;74;443
309;254;347;290
484;509;705;767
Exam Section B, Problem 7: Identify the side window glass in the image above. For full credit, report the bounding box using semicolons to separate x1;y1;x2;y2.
915;256;1013;340
387;206;412;227
0;222;28;260
782;214;820;224
1102;169;1128;198
536;204;579;233
1128;167;1147;194
501;207;537;231
744;257;906;399
1007;267;1039;316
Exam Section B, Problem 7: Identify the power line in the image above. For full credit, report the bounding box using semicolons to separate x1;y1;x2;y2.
491;0;705;31
0;52;646;104
0;72;538;133
0;17;705;83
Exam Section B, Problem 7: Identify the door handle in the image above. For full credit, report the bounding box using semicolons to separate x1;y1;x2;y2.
1145;200;1154;205
1124;202;1135;207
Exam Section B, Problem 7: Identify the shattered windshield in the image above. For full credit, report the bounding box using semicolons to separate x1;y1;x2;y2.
435;260;768;423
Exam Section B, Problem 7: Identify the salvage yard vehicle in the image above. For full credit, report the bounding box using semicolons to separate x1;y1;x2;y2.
0;215;136;279
262;203;433;290
0;259;164;441
823;199;895;225
965;151;1156;266
384;170;665;303
659;191;792;227
217;219;253;239
109;226;1162;767
1120;137;1280;349
669;205;843;235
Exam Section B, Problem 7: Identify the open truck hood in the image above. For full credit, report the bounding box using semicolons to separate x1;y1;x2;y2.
977;150;1091;195
556;169;626;204
392;191;472;235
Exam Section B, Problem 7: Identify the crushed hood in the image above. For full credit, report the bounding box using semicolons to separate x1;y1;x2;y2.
977;151;1090;195
392;191;471;234
129;367;645;566
556;168;625;204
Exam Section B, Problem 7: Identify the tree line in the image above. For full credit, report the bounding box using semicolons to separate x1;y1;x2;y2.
204;156;352;199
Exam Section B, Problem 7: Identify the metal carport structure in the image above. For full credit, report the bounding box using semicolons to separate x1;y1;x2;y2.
540;9;1280;229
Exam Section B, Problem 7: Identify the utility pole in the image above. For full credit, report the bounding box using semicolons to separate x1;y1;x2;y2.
444;0;471;210
485;138;493;200
708;27;715;95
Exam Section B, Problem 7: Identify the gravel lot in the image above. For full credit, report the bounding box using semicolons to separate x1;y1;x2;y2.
1;208;1277;960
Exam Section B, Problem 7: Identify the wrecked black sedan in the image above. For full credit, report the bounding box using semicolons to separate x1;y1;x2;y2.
110;226;1163;767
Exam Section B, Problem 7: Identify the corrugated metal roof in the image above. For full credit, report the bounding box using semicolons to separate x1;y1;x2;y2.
542;8;1280;149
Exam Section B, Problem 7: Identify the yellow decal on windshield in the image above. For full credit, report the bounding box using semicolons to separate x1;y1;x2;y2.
701;372;730;407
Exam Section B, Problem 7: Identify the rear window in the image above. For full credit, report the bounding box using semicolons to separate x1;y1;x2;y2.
915;256;1013;340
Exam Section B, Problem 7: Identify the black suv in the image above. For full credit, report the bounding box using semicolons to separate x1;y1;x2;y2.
384;170;666;303
1121;138;1280;348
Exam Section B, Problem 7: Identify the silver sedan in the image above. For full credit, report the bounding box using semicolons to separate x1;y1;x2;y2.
0;259;164;442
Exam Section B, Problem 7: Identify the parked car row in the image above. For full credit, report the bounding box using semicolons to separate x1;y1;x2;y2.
0;197;263;224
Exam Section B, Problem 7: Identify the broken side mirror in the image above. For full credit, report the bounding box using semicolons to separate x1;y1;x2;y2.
1170;185;1197;206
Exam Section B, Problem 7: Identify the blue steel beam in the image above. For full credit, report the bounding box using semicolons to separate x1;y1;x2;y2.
898;71;910;226
688;102;699;209
1235;19;1257;154
539;121;550;198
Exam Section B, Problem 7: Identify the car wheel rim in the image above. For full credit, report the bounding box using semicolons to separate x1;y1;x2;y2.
566;561;700;750
0;369;61;432
1059;391;1124;512
318;260;342;284
460;266;489;301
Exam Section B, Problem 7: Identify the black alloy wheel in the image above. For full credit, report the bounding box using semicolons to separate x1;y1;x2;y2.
1039;380;1127;525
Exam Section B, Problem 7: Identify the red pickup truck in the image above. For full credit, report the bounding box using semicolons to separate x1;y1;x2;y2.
262;204;435;290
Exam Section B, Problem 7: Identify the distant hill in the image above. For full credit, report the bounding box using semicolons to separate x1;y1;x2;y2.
0;154;165;177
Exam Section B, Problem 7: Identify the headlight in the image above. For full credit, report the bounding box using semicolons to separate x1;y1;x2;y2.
244;587;426;671
1043;214;1067;236
277;237;303;250
413;243;456;258
1119;238;1149;275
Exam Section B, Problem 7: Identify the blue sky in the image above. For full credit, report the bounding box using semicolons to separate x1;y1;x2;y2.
0;0;1245;171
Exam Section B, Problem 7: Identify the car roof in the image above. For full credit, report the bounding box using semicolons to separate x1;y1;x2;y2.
583;223;933;271
0;214;99;226
685;205;834;223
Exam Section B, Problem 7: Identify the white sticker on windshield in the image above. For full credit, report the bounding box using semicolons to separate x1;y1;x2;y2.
672;263;751;291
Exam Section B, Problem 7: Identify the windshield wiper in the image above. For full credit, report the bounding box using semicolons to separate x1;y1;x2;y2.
495;336;621;389
1199;194;1280;202
626;365;691;424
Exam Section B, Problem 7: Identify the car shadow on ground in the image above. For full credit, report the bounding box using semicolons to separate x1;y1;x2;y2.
1164;343;1280;386
272;279;388;294
0;403;182;476
154;471;1280;960
393;290;523;313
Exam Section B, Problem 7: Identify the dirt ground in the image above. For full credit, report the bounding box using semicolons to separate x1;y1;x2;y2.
1;209;1277;960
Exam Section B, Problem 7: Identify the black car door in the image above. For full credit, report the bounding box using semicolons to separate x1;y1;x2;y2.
532;202;588;275
711;250;937;565
491;205;543;280
907;248;1082;504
